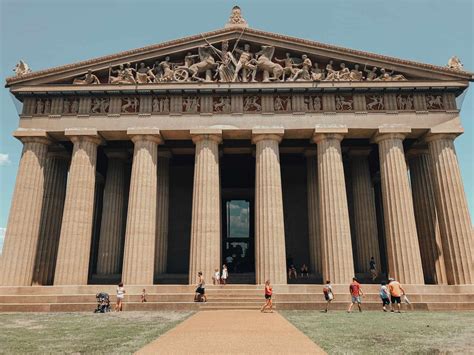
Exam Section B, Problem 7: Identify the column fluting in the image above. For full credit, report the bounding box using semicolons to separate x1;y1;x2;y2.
407;149;447;284
253;130;287;285
54;131;102;285
155;151;171;276
374;132;424;284
188;131;222;285
0;133;50;286
96;150;128;275
305;150;322;277
122;130;161;285
349;149;381;274
313;131;354;284
32;148;69;285
426;133;473;284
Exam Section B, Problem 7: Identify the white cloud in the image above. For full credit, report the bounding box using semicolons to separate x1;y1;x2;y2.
0;154;11;166
0;228;5;254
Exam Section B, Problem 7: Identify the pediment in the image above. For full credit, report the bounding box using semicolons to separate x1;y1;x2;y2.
6;26;473;89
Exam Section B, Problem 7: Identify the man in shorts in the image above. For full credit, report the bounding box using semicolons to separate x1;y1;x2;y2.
347;277;364;313
388;278;406;313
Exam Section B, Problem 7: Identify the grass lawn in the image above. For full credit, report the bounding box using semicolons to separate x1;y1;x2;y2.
281;311;474;354
0;311;193;354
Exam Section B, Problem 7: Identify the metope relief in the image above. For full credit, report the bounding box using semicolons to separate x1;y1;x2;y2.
91;98;110;114
62;97;80;114
183;96;200;113
213;97;231;113
121;97;139;113
304;96;323;112
425;95;444;110
396;94;414;110
243;96;262;112
335;95;354;111
366;94;384;111
274;96;291;112
152;96;170;113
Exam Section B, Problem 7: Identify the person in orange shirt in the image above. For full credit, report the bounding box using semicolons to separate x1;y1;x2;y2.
260;280;273;313
347;277;364;313
388;278;406;313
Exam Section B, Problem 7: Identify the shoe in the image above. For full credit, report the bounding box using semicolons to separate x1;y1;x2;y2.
390;310;394;313
383;309;387;312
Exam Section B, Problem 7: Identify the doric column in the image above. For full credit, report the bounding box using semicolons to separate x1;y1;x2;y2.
349;148;381;273
54;129;102;285
189;129;222;284
96;150;128;275
305;149;322;277
253;129;287;285
426;133;473;284
122;128;162;285
313;128;354;284
32;147;70;285
155;151;171;276
407;149;447;284
0;130;50;286
373;129;424;284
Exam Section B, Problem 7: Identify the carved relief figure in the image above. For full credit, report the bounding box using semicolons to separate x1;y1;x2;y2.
13;60;32;76
213;97;231;113
187;46;216;82
366;95;384;110
274;53;296;81
243;96;261;111
311;63;325;81
255;46;283;82
73;69;100;85
274;96;290;111
159;57;176;82
36;99;44;114
91;98;109;114
335;95;353;111
122;97;138;113
325;60;337;81
233;44;257;82
290;55;312;81
447;56;463;71
364;66;378;81
44;99;51;114
136;63;155;84
337;63;351;81
349;65;363;81
211;41;238;82
426;95;443;110
183;97;200;113
375;68;407;81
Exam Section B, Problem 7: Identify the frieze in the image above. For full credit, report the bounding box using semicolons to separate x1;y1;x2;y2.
21;92;457;117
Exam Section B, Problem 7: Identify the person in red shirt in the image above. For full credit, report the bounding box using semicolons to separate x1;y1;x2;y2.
347;277;364;313
260;280;273;313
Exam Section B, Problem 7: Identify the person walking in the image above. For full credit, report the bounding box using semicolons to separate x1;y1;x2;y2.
347;277;364;313
213;268;220;285
379;281;390;312
388;278;406;313
115;282;125;312
260;280;273;313
323;280;334;312
194;272;207;302
140;288;147;303
221;264;228;285
369;257;377;281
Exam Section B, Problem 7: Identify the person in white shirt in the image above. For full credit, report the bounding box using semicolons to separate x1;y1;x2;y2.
221;264;228;285
115;282;125;312
213;268;220;285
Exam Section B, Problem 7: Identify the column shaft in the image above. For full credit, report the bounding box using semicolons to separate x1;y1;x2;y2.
314;133;354;284
306;152;322;276
32;150;69;285
408;151;447;284
375;133;424;284
0;136;50;286
189;133;222;284
427;134;473;284
54;134;101;285
122;133;161;285
155;153;171;276
96;152;127;275
350;151;381;273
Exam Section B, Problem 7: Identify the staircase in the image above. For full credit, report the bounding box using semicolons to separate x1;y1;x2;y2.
0;284;473;312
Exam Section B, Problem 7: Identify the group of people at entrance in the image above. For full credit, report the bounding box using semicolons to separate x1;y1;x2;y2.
323;277;408;313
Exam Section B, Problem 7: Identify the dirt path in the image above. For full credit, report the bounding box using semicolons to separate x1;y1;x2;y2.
136;310;325;354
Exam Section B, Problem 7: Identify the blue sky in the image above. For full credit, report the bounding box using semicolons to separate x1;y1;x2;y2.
0;0;473;252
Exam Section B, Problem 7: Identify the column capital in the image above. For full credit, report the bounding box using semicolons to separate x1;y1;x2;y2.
252;128;284;144
312;125;348;144
127;127;163;144
348;147;372;157
65;128;103;145
191;128;223;144
372;126;411;144
104;148;129;160
13;129;52;145
424;132;459;143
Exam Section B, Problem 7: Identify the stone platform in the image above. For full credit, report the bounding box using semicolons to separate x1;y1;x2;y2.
0;284;472;312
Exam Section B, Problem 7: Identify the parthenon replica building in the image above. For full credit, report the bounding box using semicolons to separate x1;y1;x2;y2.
1;7;473;288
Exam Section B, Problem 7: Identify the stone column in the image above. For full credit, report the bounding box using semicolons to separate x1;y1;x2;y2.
407;149;447;284
32;147;70;285
253;129;287;285
122;128;162;285
54;129;102;285
349;148;381;273
96;150;128;275
305;149;322;277
0;130;50;286
313;128;354;284
155;151;171;276
373;129;424;284
426;133;473;284
189;129;222;285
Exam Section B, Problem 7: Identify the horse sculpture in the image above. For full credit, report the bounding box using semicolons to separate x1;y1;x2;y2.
255;46;283;82
188;46;217;82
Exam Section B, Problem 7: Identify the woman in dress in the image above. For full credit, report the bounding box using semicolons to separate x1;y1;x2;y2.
260;280;273;313
115;282;125;312
221;264;228;285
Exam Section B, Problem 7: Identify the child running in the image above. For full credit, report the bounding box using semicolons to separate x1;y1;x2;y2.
260;280;273;313
379;281;390;312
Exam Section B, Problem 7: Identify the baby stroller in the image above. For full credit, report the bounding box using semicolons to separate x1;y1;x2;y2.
94;292;111;313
